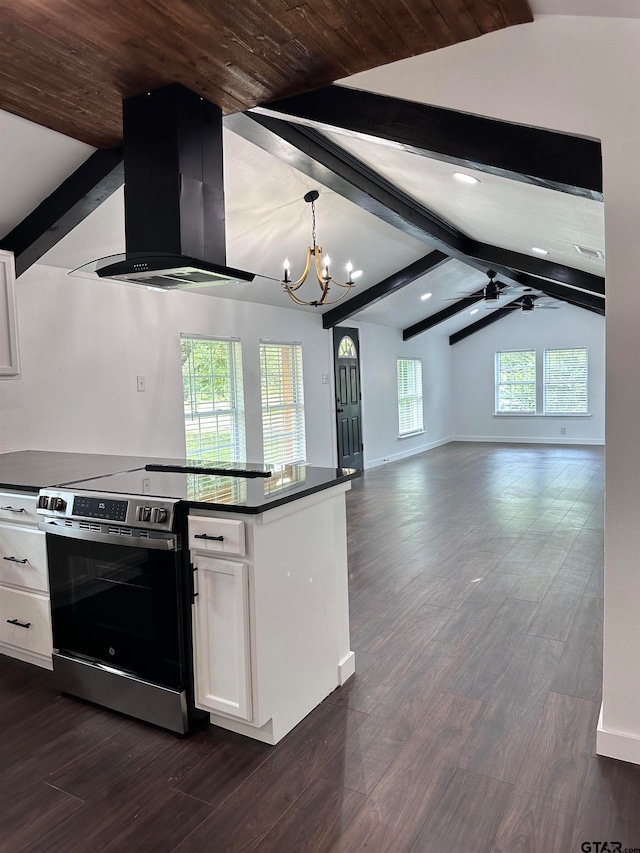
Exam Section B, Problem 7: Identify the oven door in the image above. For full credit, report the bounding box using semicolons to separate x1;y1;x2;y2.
46;528;185;690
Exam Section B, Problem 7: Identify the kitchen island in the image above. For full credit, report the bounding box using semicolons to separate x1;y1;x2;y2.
0;451;359;743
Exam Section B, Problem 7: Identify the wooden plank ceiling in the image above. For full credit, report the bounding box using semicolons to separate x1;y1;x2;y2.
0;0;532;148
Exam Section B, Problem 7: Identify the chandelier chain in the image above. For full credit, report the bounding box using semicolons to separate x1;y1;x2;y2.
280;188;359;307
311;199;317;249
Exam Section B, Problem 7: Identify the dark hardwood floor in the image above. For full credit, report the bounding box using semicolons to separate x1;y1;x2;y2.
2;442;639;852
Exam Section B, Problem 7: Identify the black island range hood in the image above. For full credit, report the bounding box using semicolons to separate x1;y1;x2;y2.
73;84;256;290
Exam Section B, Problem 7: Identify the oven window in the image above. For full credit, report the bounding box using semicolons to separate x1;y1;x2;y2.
47;535;184;689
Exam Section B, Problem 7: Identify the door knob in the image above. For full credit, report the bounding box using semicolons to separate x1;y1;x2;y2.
337;407;344;413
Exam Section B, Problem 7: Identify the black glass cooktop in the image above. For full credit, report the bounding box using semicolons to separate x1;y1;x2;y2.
63;464;360;514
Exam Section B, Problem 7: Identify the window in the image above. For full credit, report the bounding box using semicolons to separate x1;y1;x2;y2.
260;341;306;466
181;335;245;463
397;358;424;436
544;347;588;413
495;350;536;413
337;336;357;358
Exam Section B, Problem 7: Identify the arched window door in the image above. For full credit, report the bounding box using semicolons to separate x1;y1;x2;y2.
332;327;363;469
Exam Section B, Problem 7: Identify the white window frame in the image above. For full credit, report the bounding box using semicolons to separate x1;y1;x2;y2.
543;347;589;414
259;340;306;467
495;349;536;414
397;358;424;437
181;334;246;463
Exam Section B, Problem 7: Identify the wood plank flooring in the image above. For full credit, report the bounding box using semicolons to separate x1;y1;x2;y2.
2;442;639;852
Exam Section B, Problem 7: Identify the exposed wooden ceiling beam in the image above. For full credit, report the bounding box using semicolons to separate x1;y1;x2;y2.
229;112;605;305
0;147;124;277
534;281;605;315
254;85;603;200
226;113;466;250
322;251;450;329
403;285;506;340
449;297;539;345
469;242;605;295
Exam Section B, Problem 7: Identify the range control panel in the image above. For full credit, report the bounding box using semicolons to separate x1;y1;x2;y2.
37;489;177;532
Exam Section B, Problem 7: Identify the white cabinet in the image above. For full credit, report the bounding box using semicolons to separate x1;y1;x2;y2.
188;516;246;556
188;483;355;745
192;554;252;720
0;490;52;669
0;250;20;377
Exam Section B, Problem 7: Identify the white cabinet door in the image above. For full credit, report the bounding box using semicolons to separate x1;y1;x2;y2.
0;250;19;377
192;555;252;721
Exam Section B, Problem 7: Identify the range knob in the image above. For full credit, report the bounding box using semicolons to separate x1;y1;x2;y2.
150;507;168;524
135;505;152;522
50;497;67;512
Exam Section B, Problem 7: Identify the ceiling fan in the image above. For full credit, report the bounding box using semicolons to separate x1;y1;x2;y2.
487;291;562;311
443;269;516;302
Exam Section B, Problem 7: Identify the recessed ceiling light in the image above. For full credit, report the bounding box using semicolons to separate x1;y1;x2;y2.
531;247;549;255
421;292;432;301
453;172;480;185
470;308;480;315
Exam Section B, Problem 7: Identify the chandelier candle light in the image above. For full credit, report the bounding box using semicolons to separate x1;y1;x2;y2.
282;190;361;306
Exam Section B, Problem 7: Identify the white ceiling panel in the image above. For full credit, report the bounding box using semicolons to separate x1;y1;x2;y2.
317;127;605;276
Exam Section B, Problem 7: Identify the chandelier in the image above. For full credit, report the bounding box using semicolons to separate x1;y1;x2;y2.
282;190;361;307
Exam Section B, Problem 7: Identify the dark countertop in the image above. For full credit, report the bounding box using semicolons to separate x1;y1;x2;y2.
60;463;361;514
0;451;361;513
0;450;173;493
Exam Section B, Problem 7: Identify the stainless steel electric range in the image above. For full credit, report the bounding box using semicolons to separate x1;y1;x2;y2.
37;472;201;734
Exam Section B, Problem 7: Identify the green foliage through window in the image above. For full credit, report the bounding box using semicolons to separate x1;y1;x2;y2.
181;336;245;463
495;350;536;413
544;348;588;413
260;342;306;467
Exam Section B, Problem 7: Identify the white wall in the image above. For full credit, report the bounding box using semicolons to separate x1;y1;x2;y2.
0;263;337;466
452;305;605;444
0;264;454;471
348;14;640;763
344;321;452;467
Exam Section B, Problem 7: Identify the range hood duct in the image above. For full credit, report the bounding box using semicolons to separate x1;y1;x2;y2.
74;84;255;289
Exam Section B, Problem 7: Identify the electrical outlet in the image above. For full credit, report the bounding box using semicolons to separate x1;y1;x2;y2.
322;374;329;385
137;375;146;392
142;477;151;494
560;426;567;435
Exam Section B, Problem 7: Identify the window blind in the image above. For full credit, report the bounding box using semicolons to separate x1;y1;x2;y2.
260;341;306;466
397;358;424;435
181;335;246;463
495;350;536;413
544;347;588;413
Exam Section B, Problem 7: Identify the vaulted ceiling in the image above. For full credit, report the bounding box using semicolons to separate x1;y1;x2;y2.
0;0;607;340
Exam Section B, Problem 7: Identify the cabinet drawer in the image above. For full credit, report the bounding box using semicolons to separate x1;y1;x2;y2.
0;524;48;592
189;516;246;556
0;587;52;658
0;492;38;526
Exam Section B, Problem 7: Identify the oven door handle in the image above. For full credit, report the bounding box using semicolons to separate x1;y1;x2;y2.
38;520;178;551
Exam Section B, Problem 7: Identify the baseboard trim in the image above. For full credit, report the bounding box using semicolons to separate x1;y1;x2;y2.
597;704;640;764
451;435;605;446
338;651;356;685
365;436;453;469
0;645;53;671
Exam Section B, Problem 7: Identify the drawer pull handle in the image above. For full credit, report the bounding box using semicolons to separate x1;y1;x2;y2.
0;506;26;513
7;618;31;629
3;556;28;564
194;533;224;541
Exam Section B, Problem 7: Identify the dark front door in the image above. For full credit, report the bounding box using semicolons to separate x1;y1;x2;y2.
333;327;363;469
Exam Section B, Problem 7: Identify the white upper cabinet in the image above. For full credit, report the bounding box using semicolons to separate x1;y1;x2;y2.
0;250;19;377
